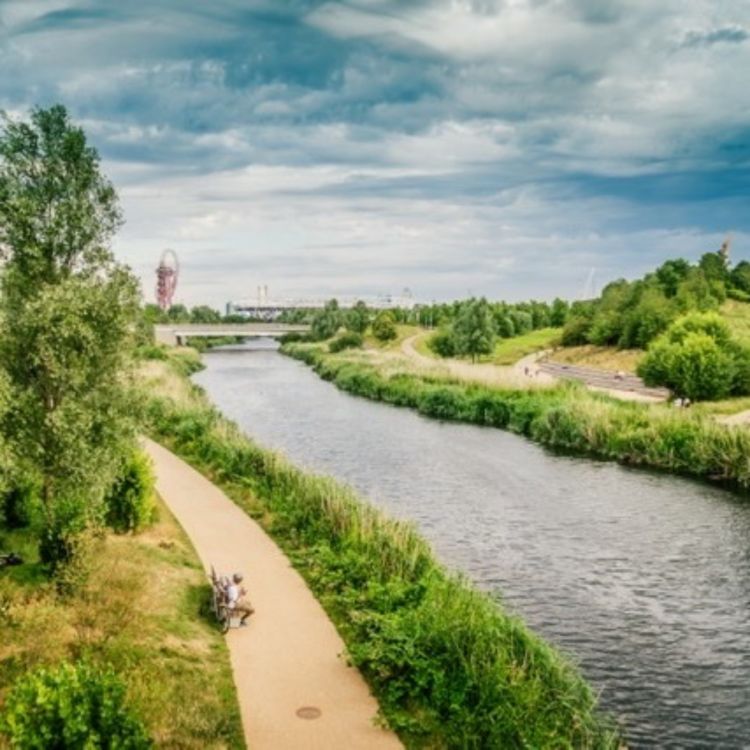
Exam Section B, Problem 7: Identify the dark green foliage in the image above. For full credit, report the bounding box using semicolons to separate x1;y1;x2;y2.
550;297;569;327
1;480;40;529
730;261;750;295
104;452;156;533
699;251;729;283
561;252;738;352
311;299;343;340
283;342;750;488
144;360;619;749
453;298;496;361
655;258;691;297
638;312;750;401
372;310;398;342
561;304;595;346
495;314;515;338
345;300;370;334
0;661;152;749
428;328;458;357
0;105;140;569
329;332;364;353
278;331;310;344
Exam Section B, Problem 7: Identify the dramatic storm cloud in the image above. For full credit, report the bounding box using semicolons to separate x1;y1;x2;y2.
1;0;748;306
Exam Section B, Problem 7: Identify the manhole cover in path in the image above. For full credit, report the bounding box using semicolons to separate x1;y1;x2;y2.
296;706;322;720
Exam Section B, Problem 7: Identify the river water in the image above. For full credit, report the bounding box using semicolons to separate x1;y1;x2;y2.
194;342;750;749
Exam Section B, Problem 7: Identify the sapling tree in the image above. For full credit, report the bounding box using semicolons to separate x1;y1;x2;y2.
0;105;139;562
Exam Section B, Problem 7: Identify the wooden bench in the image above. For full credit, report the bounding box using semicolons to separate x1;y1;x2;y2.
209;566;242;633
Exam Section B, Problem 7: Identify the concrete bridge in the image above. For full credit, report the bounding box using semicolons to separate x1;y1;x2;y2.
154;323;310;346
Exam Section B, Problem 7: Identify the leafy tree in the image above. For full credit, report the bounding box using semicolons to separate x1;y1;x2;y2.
345;300;370;334
453;298;496;361
655;258;691;297
189;305;221;324
495;315;515;339
429;328;458;357
0;105;139;559
550;298;569;327
699;251;729;284
675;268;724;312
510;310;533;336
730;261;750;294
561;301;596;346
166;303;190;323
638;312;748;401
618;287;675;349
104;451;156;533
372;310;397;342
311;299;342;340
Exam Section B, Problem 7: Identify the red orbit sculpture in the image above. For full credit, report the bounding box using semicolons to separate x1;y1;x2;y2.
156;249;179;311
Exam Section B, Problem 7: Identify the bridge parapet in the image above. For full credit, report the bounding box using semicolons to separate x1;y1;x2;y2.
154;323;310;346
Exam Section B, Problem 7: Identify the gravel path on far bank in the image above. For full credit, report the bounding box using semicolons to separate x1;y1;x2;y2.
144;438;403;750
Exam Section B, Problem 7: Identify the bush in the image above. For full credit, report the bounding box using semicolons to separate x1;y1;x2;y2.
428;329;457;357
638;312;748;401
278;331;310;344
104;452;156;533
1;480;40;529
38;495;92;570
372;311;397;342
329;332;363;353
0;661;152;749
135;344;167;361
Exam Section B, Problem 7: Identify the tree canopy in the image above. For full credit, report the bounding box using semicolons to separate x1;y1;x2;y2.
0;105;139;562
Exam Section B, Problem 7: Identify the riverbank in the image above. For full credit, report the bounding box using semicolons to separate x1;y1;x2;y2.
282;342;750;491
145;437;402;750
0;493;244;748
137;348;620;748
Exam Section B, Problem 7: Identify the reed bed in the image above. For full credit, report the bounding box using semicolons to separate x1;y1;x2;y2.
285;344;750;490
141;357;620;749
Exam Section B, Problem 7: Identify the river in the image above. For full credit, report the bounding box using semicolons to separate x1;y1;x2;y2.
193;342;750;749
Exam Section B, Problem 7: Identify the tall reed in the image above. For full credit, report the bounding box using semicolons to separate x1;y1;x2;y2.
141;361;620;749
285;343;750;490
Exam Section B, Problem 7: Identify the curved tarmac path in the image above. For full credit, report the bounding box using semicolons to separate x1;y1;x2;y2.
145;438;402;750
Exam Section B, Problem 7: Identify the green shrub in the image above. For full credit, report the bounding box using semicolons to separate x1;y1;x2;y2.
104;452;156;533
428;329;457;357
0;661;152;749
135;344;167;361
38;495;92;570
143;373;619;749
329;332;363;353
638;312;749;401
372;311;397;342
278;331;310;344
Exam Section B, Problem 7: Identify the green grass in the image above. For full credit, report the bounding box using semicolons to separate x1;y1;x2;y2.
412;327;562;365
0;496;245;749
140;353;620;749
491;327;562;364
284;343;750;489
721;299;750;347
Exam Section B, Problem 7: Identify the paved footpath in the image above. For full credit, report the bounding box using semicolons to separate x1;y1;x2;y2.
145;438;403;750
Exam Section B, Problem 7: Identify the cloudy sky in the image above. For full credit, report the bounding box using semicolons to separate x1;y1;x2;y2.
1;1;748;308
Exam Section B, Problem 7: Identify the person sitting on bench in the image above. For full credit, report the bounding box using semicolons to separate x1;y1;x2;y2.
226;572;254;626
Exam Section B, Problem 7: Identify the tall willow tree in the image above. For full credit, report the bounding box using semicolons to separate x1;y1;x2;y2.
0;105;138;561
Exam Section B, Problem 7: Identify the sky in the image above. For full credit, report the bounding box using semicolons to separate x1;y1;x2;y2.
1;0;749;308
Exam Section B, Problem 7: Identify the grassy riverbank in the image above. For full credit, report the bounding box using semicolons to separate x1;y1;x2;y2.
283;343;750;490
138;349;620;749
0;493;244;748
